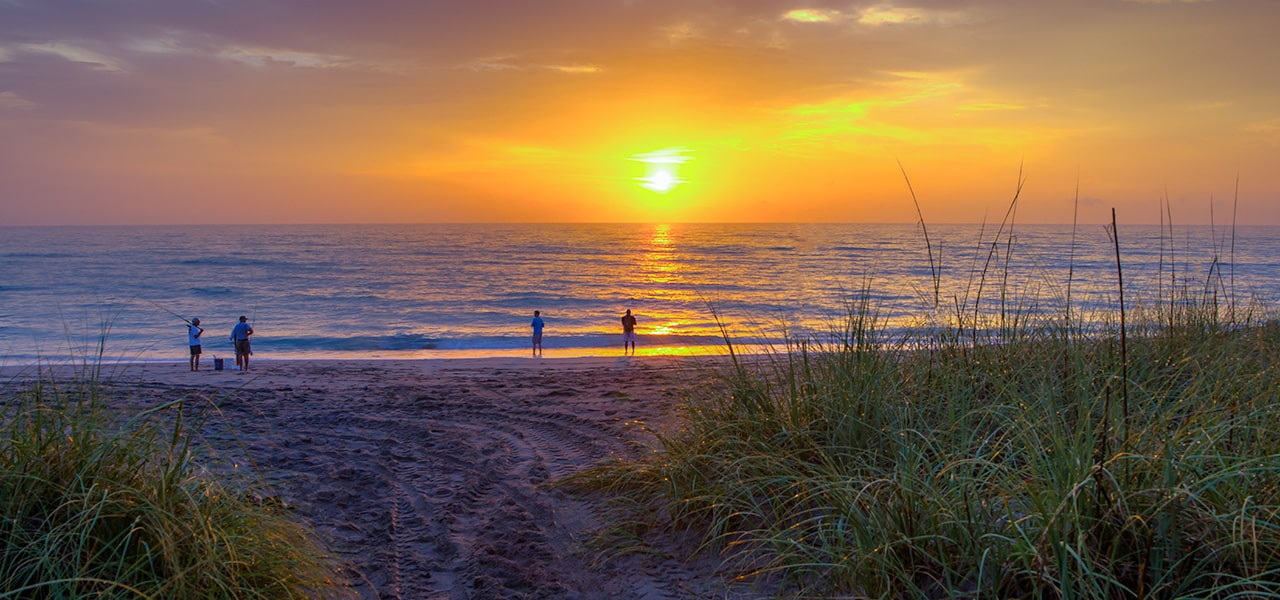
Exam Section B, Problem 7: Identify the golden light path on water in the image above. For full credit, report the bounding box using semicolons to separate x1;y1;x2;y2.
639;224;697;339
369;223;744;360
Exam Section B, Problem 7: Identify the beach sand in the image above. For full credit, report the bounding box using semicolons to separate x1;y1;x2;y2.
3;357;766;599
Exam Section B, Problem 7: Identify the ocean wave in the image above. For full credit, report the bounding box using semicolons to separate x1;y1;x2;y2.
178;256;290;268
189;286;235;296
1;252;77;260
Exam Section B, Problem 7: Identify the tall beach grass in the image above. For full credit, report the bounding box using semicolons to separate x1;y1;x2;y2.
0;364;353;599
570;203;1280;598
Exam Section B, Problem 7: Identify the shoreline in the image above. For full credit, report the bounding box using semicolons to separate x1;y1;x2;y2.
0;354;728;380
0;344;742;370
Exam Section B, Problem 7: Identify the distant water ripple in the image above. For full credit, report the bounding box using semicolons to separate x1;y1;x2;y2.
1;223;1277;363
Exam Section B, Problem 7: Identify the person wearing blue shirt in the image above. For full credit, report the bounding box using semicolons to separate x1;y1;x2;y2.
530;310;545;357
230;316;254;372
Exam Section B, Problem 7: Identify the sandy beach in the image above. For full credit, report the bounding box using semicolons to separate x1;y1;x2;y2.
3;357;764;600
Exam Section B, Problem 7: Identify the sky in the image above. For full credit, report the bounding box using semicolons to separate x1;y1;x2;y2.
1;0;1278;226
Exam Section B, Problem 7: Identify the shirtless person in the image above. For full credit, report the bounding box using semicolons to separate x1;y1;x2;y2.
621;309;637;355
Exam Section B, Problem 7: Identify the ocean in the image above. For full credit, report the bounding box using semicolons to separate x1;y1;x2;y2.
2;223;1278;364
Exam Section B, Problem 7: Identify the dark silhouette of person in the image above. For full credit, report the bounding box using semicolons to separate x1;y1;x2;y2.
621;309;637;355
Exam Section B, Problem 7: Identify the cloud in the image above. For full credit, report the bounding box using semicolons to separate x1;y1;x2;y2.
457;55;602;74
9;42;123;71
658;21;703;45
856;4;969;27
781;9;844;23
459;55;521;72
1244;118;1280;140
859;6;924;25
125;33;366;70
216;44;354;68
956;102;1025;112
546;64;602;74
0;90;36;109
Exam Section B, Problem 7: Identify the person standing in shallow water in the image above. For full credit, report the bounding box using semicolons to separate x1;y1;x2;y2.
230;315;254;372
621;309;637;356
530;310;545;357
187;317;204;371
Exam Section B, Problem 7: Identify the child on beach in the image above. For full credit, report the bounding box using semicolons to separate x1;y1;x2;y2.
531;310;545;357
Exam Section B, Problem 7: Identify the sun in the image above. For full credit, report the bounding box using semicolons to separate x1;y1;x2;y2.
631;148;691;194
642;168;678;193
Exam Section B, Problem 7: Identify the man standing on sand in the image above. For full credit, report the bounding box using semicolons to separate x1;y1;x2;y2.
621;309;637;355
187;317;204;371
230;315;254;372
530;310;545;357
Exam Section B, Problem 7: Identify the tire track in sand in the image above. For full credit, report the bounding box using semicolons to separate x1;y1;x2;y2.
86;363;764;600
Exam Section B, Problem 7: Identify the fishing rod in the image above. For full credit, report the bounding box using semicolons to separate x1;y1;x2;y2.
147;298;194;327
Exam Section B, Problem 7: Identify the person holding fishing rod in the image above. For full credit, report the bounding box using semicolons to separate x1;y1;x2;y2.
187;317;204;371
230;315;254;372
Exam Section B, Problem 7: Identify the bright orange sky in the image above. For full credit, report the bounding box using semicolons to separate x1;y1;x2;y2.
2;1;1278;225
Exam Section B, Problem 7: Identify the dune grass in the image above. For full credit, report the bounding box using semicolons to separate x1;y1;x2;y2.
569;216;1280;598
0;369;353;599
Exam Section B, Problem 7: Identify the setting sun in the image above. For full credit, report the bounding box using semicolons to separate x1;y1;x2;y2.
642;169;677;193
631;148;691;194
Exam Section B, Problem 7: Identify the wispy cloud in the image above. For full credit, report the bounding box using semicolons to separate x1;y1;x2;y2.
461;55;521;72
1245;118;1280;134
658;21;703;45
957;102;1025;112
217;45;354;69
781;9;844;24
128;34;355;69
0;90;36;110
857;5;968;27
459;56;602;74
10;42;123;71
546;64;601;74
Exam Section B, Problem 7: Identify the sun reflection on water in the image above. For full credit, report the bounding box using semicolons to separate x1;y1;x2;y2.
640;224;680;284
635;224;702;346
647;323;678;336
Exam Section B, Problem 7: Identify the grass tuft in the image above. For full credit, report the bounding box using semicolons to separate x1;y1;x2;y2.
0;372;354;599
567;216;1280;598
